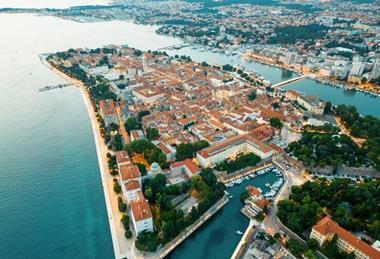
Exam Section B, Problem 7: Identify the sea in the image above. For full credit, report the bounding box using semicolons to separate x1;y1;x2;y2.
0;2;379;259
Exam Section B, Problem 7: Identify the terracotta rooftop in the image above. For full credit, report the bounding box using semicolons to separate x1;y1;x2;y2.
130;198;152;222
313;217;380;258
253;199;270;209
171;158;201;175
115;151;130;165
198;134;272;158
119;164;140;182
246;185;261;197
125;180;140;191
99;99;116;116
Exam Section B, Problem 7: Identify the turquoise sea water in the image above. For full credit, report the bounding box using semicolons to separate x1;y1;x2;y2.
0;8;379;259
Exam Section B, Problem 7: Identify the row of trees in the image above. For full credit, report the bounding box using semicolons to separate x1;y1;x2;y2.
278;178;380;240
215;153;261;174
303;123;340;134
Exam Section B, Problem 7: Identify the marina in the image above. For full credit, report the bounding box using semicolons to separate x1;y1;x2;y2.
168;169;282;259
224;166;285;199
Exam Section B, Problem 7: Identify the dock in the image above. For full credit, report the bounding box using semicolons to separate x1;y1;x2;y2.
220;162;273;184
38;83;72;92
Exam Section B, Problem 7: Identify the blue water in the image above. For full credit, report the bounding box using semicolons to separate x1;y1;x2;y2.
168;172;278;259
0;7;379;259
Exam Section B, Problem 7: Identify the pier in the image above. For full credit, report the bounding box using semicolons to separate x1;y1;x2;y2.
271;76;306;89
38;83;72;92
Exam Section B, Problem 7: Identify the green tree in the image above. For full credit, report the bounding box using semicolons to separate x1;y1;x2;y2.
248;90;257;101
270;117;283;129
113;181;121;194
176;143;195;161
146;127;159;141
135;231;159;252
118;197;127;212
124;230;132;239
124;117;141;133
240;191;249;203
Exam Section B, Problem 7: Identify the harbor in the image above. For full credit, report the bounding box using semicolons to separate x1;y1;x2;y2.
167;167;284;258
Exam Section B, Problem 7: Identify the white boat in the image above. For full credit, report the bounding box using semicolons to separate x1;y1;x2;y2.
235;230;243;235
229;195;233;199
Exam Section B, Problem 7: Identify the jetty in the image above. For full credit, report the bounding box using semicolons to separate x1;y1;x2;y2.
38;83;72;92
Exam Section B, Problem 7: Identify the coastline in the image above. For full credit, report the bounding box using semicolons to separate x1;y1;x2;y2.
40;55;130;259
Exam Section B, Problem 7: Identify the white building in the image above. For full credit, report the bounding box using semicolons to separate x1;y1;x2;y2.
170;158;201;178
296;95;325;115
98;99;118;127
122;180;141;202
310;217;380;259
132;87;165;104
350;56;365;77
156;142;176;160
370;57;380;80
196;135;273;168
118;164;141;204
130;193;154;234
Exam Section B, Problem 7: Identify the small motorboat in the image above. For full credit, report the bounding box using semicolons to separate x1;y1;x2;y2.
235;230;243;235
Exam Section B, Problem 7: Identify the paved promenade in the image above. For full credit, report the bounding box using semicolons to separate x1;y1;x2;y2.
42;57;132;259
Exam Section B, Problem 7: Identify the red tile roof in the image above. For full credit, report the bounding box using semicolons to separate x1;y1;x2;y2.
130;198;152;222
115;151;130;165
171;158;200;175
313;217;380;258
246;185;261;197
125;180;140;191
99;99;116;116
119;164;140;182
253;199;270;209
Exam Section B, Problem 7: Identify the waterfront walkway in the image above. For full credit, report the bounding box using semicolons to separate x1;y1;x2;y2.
231;219;257;259
142;195;229;259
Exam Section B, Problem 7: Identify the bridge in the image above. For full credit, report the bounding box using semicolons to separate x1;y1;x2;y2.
271;76;306;89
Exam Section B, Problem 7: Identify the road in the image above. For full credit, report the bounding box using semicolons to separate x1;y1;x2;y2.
262;158;307;235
